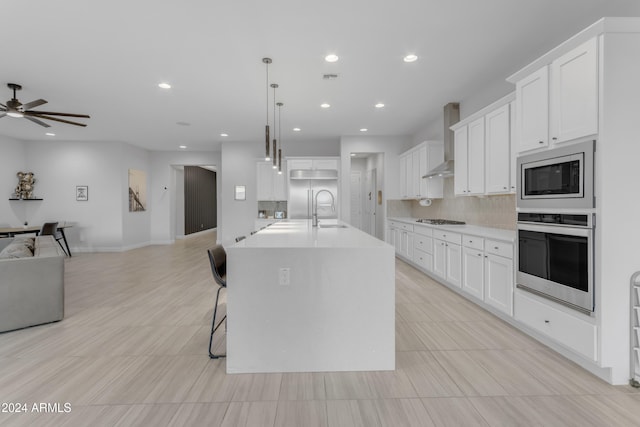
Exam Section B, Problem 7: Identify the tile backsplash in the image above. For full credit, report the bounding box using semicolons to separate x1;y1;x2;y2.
388;179;516;230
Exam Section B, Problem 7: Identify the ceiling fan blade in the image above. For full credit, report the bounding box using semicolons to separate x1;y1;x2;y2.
21;99;47;110
28;113;87;127
25;116;51;127
25;110;90;118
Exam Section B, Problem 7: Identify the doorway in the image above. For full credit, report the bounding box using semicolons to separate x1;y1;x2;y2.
350;153;383;239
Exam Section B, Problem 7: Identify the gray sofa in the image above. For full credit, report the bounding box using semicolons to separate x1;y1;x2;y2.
0;235;65;333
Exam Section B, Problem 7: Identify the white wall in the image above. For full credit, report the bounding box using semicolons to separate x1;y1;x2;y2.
0;136;27;227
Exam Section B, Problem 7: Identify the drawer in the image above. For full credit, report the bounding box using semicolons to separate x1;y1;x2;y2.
515;292;597;361
463;235;484;250
413;225;433;237
413;249;433;272
485;240;513;258
414;235;433;254
398;222;414;232
432;229;462;245
388;220;399;228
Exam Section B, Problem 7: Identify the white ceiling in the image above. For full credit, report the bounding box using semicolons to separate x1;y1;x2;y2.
2;0;639;151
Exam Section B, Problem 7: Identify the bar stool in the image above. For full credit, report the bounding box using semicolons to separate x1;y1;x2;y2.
207;244;227;359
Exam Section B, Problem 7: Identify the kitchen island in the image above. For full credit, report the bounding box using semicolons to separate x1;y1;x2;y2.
226;219;395;373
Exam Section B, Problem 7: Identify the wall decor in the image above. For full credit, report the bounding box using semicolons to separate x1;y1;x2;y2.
235;185;246;201
128;169;147;212
76;185;88;201
13;171;36;199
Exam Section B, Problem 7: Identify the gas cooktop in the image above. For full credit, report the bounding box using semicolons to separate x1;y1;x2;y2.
415;219;466;225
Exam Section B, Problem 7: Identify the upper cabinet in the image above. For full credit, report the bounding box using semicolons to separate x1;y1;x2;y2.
516;66;549;151
257;161;287;201
453;93;515;197
289;158;338;170
398;141;444;199
549;37;598;144
515;37;598;153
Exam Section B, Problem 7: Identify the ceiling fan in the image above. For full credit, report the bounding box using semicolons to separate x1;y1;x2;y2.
0;83;90;128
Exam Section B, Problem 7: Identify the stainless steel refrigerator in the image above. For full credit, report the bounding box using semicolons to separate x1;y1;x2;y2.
288;169;339;220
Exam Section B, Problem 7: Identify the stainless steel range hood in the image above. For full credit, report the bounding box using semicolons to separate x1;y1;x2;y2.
423;102;460;179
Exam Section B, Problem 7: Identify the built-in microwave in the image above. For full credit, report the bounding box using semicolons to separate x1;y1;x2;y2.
517;140;595;209
517;212;594;314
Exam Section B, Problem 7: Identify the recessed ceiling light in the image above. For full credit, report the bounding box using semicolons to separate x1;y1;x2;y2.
293;127;301;132
375;103;385;108
325;54;339;63
220;133;228;137
360;128;368;132
179;145;187;149
45;132;55;136
158;82;171;89
321;103;331;108
403;54;418;63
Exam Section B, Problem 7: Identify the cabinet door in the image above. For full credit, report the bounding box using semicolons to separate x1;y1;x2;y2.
392;228;401;254
467;117;485;195
312;159;338;170
256;162;275;200
273;162;287;200
446;243;462;288
462;247;484;300
401;231;414;259
288;159;313;170
485;104;511;194
517;66;549;152
424;142;444;198
550;37;598;144
412;149;422;198
454;126;468;195
509;101;517;193
399;155;408;198
484;254;514;315
433;239;447;278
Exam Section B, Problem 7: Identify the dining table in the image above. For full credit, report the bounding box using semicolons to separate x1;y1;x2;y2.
0;223;73;256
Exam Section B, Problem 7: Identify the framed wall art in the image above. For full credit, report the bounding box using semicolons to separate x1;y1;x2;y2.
76;185;88;201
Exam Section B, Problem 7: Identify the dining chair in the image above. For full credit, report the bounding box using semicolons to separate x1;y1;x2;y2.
207;244;227;359
40;222;69;256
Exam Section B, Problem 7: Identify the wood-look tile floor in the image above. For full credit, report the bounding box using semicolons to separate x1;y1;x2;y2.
1;230;639;426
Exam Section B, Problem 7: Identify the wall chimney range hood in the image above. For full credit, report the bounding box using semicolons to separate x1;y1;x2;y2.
423;102;460;179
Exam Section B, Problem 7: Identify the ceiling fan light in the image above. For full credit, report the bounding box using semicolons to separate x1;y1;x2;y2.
7;111;23;118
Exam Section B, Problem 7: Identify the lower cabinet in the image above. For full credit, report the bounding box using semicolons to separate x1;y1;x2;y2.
515;291;597;361
484;253;513;316
433;238;462;288
462;247;485;300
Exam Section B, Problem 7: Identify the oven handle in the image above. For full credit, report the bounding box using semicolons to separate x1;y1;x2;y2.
517;222;592;237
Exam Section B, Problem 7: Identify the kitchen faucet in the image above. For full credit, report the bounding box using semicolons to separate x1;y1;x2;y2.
312;189;335;227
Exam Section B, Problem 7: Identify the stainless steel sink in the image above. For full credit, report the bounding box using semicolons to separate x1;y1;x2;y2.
319;224;348;228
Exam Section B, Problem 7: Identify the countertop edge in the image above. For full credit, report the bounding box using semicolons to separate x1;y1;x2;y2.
388;217;516;243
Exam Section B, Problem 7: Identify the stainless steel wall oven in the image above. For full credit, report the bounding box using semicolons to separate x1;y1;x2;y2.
516;212;594;314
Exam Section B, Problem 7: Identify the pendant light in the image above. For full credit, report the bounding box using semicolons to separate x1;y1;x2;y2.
271;83;278;169
262;58;272;161
277;102;283;174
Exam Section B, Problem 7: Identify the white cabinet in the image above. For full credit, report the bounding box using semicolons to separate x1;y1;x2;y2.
389;221;413;260
549;37;598;144
484;253;513;316
509;101;517;193
516;66;549;152
412;226;434;273
515;292;596;361
516;37;598;153
433;230;462;288
467;117;485;195
257;161;287;201
398;141;444;199
485;104;511;194
288;158;338;170
453;126;469;196
462;233;485;301
453;94;514;196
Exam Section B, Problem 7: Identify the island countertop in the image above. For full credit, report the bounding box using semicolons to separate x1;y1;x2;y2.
233;219;391;248
226;219;395;374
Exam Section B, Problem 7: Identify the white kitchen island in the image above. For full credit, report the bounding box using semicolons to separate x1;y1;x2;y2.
226;219;395;373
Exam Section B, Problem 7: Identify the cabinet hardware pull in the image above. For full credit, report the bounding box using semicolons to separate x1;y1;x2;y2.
494;246;499;250
539;141;544;144
544;320;550;323
478;253;482;256
552;137;557;140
